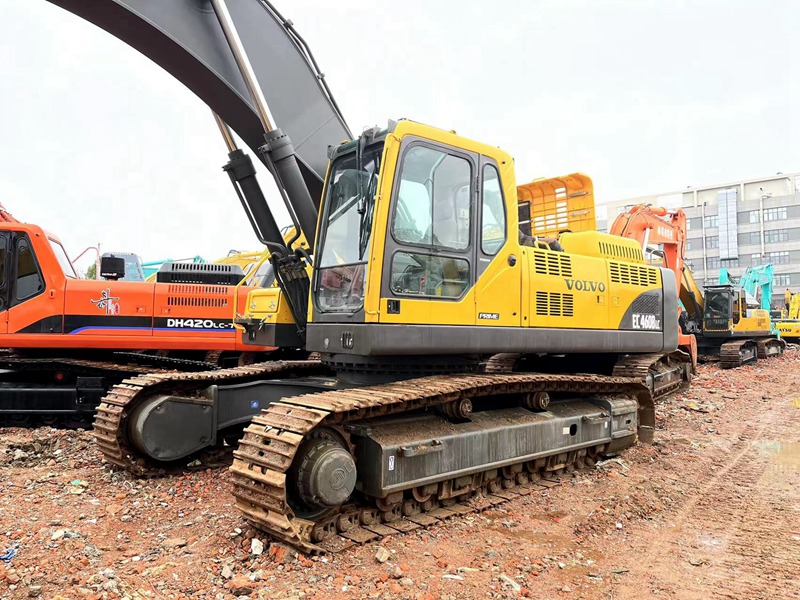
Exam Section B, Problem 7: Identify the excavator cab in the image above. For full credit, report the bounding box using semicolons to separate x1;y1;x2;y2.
308;120;526;376
307;120;676;382
0;229;65;325
703;283;772;338
703;285;738;333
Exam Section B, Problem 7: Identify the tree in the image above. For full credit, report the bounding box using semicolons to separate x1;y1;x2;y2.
85;263;96;280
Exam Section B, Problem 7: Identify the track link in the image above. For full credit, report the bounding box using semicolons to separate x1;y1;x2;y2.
719;340;759;369
93;360;323;476
756;337;786;360
612;352;688;399
486;352;686;399
230;373;651;553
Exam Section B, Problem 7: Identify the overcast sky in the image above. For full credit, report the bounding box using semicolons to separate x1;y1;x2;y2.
1;1;798;273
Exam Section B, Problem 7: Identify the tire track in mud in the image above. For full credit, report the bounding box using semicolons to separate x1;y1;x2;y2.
617;393;800;599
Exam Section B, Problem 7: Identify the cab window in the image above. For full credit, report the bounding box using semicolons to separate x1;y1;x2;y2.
49;239;77;279
481;164;506;255
390;252;469;298
392;146;472;251
16;238;45;301
389;144;472;300
0;236;6;288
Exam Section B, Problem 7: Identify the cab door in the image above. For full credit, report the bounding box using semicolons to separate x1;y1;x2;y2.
378;139;479;326
473;158;521;327
0;233;10;333
7;233;48;334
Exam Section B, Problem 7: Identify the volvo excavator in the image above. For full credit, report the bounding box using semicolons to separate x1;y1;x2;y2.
610;204;784;368
45;0;683;551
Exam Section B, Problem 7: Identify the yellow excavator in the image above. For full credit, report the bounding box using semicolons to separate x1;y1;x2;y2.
50;0;679;552
230;122;675;552
776;293;800;341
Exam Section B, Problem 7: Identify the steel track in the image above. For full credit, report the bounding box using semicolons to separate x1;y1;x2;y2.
719;340;759;369
229;373;650;553
92;360;324;476
612;352;687;399
756;337;786;360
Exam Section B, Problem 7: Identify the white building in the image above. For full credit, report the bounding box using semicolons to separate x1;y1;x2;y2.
599;172;800;301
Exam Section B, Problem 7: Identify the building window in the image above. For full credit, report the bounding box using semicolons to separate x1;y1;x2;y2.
749;210;760;224
755;251;790;265
749;231;761;245
707;257;720;270
764;207;788;222
686;239;693;251
720;258;739;268
764;229;789;244
704;215;718;228
775;274;792;287
706;236;719;249
769;251;791;264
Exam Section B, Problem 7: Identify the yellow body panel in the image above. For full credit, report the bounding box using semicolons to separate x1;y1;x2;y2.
524;233;661;330
776;319;800;339
559;231;645;264
338;121;663;333
736;310;771;334
238;230;310;327
241;287;296;326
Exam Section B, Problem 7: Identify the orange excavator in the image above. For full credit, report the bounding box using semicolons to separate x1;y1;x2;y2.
610;204;784;369
0;205;283;427
610;205;698;374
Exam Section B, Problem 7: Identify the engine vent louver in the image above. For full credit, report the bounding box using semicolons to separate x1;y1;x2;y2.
167;284;230;307
609;262;659;287
532;250;573;277
535;291;574;317
598;241;643;262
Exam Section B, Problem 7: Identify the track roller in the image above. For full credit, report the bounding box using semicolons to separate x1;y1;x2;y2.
525;391;550;411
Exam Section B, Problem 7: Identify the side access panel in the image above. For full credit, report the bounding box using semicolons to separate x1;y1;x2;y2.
62;279;154;338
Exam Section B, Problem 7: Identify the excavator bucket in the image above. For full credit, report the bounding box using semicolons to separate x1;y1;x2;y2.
517;173;596;238
45;0;352;201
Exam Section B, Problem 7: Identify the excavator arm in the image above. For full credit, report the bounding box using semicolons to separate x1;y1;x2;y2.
732;265;774;311
46;0;352;252
46;0;351;196
46;0;358;339
0;203;20;223
610;203;699;364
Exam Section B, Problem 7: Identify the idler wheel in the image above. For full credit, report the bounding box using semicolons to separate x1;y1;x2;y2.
295;438;356;510
436;398;473;419
525;391;550;411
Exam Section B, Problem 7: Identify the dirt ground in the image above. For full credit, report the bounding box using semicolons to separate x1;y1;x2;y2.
1;350;799;600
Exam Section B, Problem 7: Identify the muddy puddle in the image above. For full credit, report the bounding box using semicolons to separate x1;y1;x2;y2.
753;440;800;472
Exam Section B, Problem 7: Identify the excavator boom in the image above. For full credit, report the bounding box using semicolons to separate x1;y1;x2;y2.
0;203;19;223
46;0;352;203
